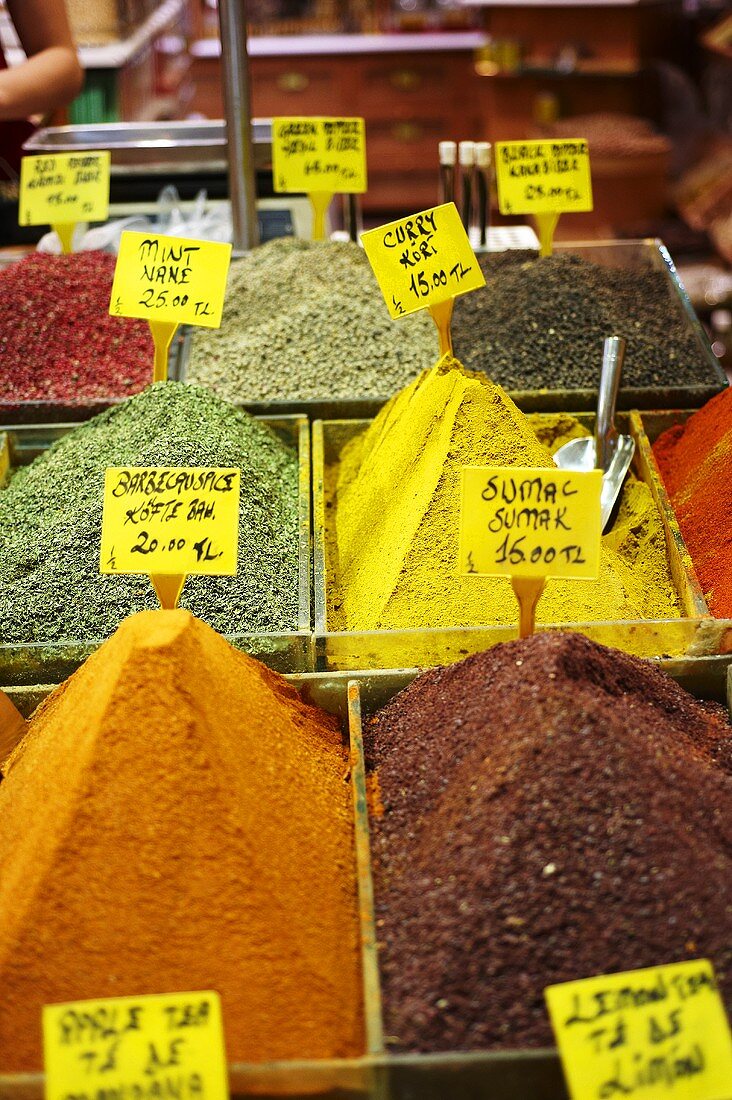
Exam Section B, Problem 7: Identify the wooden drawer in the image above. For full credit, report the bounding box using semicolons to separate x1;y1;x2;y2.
250;57;344;117
364;169;439;213
366;116;453;171
358;53;465;117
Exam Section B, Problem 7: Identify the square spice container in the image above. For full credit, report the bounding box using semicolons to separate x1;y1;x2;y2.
175;239;725;419
502;239;727;414
312;412;732;672
0;415;314;684
3;657;730;1100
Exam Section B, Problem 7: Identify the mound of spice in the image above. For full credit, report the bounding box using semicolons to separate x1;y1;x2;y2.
0;382;299;643
366;631;732;1052
186;237;435;403
653;388;732;617
0;609;363;1071
327;356;681;632
452;250;709;392
0;251;153;406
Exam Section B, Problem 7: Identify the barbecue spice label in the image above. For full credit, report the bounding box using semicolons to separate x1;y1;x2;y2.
545;960;732;1100
362;202;485;319
459;466;601;579
43;991;228;1100
110;232;232;328
272;117;367;194
495;140;593;216
19;152;111;227
100;466;240;576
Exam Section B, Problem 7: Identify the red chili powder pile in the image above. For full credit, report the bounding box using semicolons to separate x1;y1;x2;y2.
0;610;364;1071
0;251;153;405
653;387;732;617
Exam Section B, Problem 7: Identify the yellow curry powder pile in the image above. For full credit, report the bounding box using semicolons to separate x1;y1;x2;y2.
0;610;363;1072
329;357;681;631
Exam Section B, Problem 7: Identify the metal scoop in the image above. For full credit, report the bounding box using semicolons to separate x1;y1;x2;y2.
554;336;635;532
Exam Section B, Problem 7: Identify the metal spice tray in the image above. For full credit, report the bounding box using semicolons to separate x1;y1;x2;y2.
175;239;726;418
505;239;727;413
3;659;731;1100
0;416;314;683
24;120;274;174
312;412;732;672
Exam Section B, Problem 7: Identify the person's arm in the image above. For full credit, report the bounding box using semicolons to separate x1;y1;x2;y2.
0;0;83;121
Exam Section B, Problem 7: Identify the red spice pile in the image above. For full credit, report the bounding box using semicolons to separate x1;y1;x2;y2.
366;632;732;1052
0;251;153;405
654;387;732;617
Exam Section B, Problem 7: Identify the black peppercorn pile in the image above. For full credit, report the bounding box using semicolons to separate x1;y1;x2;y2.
452;251;707;391
366;632;732;1052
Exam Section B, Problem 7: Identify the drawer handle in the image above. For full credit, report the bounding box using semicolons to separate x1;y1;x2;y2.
278;71;309;92
392;122;423;142
390;68;421;91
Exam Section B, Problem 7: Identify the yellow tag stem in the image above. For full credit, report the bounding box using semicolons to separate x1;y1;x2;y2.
511;575;546;638
149;320;178;384
150;573;186;610
429;296;455;356
309;191;332;241
52;222;75;255
535;211;560;257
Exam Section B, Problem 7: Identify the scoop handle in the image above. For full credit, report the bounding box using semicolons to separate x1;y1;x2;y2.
596;336;626;470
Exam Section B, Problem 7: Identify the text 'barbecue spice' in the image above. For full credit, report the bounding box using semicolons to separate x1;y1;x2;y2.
0;610;364;1071
366;632;732;1052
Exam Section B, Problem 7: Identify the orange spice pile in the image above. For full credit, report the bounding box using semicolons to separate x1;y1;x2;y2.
0;610;364;1070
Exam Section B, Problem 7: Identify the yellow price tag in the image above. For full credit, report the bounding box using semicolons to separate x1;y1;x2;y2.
459;466;602;579
362;202;485;320
19;151;110;228
43;991;228;1100
495;139;593;216
545;960;732;1100
100;467;240;576
272;117;367;194
109;231;232;329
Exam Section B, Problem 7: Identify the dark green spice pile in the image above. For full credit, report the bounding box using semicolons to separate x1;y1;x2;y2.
0;383;299;643
186;237;436;402
452;251;709;391
366;632;732;1052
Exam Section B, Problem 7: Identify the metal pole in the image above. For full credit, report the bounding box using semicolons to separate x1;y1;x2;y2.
218;0;259;253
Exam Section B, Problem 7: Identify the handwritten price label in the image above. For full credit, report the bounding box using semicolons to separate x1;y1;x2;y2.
19;151;110;226
545;960;732;1100
495;139;593;216
109;231;232;328
43;991;228;1100
362;202;484;320
459;466;601;580
272;117;367;194
100;467;240;576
